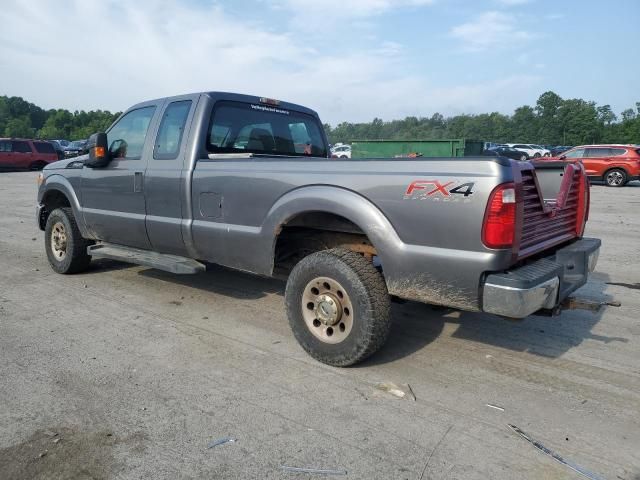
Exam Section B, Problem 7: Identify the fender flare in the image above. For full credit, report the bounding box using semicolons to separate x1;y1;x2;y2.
40;175;90;237
263;185;405;270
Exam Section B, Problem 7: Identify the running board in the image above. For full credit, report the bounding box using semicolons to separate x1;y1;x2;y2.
87;243;205;274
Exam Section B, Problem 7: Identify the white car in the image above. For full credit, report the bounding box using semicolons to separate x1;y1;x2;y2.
507;144;551;158
332;144;351;158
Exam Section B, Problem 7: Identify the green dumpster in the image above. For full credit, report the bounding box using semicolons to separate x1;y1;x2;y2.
350;139;484;159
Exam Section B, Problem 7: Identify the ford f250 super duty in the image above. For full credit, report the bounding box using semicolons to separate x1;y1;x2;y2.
36;92;601;366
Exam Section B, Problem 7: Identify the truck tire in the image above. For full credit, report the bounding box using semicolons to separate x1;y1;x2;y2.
604;168;627;187
285;248;392;366
45;207;91;274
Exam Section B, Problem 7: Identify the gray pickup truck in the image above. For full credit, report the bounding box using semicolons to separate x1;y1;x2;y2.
36;92;601;366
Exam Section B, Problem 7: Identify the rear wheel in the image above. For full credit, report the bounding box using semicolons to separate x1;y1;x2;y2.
45;207;91;274
285;248;391;366
29;161;47;171
605;168;627;187
533;153;541;158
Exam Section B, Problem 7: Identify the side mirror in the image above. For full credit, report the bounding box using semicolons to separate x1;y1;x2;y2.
84;132;110;168
559;155;567;160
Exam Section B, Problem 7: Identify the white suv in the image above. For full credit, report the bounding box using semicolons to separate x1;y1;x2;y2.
507;144;550;158
332;144;351;158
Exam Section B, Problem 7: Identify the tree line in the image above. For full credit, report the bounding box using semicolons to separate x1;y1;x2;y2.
325;91;640;146
1;91;639;146
0;95;120;141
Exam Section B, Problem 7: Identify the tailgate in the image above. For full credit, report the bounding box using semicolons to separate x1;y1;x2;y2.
515;161;589;259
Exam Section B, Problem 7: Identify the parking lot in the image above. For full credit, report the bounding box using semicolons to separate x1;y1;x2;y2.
0;171;639;479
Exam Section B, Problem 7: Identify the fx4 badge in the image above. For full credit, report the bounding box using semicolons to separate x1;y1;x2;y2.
404;180;475;202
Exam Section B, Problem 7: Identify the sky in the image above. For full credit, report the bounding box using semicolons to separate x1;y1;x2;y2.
0;0;638;124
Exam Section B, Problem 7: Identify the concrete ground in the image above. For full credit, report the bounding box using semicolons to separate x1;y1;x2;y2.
0;171;639;480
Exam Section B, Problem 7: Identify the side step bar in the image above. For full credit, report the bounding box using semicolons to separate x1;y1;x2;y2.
87;243;205;274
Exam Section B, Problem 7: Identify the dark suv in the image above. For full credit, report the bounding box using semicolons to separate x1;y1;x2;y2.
0;138;59;170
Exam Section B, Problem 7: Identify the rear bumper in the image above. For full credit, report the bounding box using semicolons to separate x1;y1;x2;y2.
482;237;601;318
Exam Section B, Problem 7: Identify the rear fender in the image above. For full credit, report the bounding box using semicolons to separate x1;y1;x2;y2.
265;186;401;271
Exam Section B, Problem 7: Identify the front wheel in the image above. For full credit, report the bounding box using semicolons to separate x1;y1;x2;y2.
519;154;528;161
45;207;91;274
533;153;541;158
605;168;627;187
285;248;392;366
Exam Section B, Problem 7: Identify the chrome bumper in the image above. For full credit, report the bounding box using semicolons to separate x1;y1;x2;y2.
482;237;601;319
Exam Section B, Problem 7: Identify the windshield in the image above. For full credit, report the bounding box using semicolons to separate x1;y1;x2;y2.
69;141;85;149
207;101;328;158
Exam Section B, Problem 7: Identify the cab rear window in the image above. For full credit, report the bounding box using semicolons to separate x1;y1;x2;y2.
206;101;327;158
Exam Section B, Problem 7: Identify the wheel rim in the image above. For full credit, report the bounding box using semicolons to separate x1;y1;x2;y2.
301;276;354;344
607;171;623;186
520;155;527;161
50;222;68;261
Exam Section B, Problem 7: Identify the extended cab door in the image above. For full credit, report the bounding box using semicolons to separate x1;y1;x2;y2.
144;96;197;255
80;102;159;249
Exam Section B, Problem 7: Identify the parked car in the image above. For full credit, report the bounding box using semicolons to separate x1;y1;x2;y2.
545;144;640;187
64;140;88;158
0;138;59;170
36;91;599;367
550;145;572;157
483;146;529;161
331;144;351;158
507;144;551;158
53;139;71;148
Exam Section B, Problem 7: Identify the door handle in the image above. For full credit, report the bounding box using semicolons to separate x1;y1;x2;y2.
134;172;143;193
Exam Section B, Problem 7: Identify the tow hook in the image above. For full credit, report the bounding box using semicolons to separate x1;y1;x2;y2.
560;297;621;313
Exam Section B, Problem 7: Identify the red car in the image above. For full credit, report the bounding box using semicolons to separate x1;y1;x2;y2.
0;138;59;171
547;144;640;187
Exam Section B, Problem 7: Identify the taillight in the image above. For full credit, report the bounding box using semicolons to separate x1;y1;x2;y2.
482;182;516;249
575;171;589;236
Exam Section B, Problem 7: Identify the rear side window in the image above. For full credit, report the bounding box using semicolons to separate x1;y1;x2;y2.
585;148;611;157
154;100;192;160
0;140;12;152
12;141;31;153
34;142;55;154
107;106;156;160
609;148;627;156
206;101;327;158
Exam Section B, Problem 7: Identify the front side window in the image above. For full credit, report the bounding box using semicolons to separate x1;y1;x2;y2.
206;101;327;158
12;141;31;153
564;148;585;158
154;100;192;160
107;106;156;159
